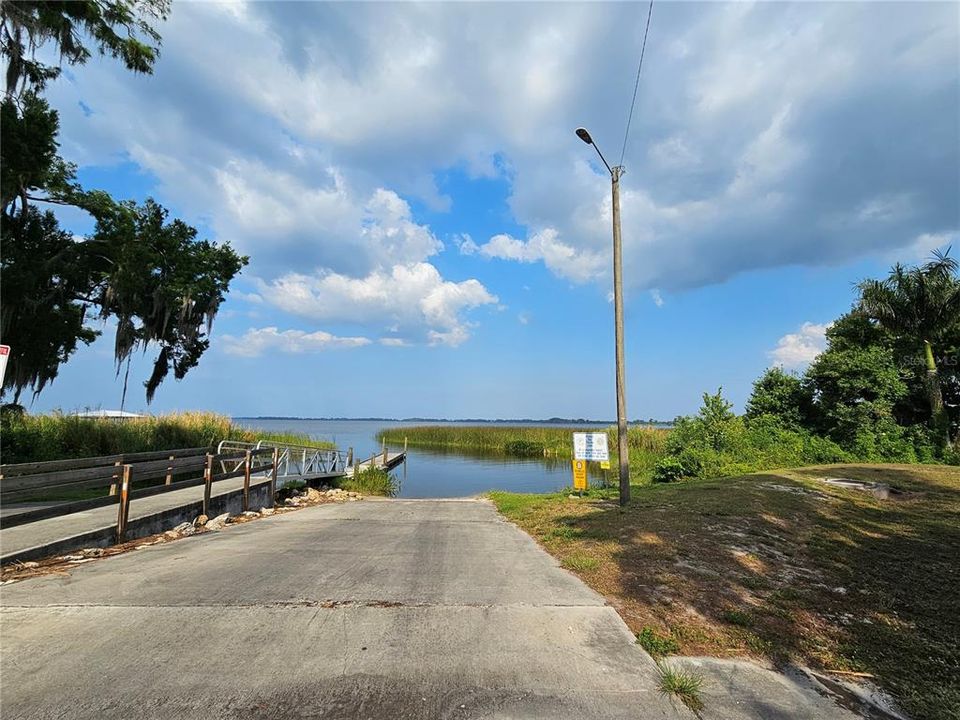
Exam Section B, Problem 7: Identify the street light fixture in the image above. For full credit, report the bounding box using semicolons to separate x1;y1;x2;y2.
575;127;630;506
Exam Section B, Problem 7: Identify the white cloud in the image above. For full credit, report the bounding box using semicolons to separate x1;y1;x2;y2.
232;291;264;305
458;236;480;256
212;160;443;274
46;0;958;303
650;290;664;308
517;312;531;325
887;231;959;263
259;263;498;347
472;229;606;284
768;322;829;369
221;327;371;357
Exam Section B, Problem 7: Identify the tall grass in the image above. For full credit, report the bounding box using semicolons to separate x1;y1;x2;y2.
377;425;670;482
337;467;397;496
0;411;332;464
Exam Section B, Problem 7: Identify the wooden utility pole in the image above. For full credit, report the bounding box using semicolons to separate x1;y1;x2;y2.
611;165;630;506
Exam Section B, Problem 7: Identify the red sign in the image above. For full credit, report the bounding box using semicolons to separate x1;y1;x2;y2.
0;344;9;387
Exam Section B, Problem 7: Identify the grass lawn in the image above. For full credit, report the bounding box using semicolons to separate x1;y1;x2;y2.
490;464;960;720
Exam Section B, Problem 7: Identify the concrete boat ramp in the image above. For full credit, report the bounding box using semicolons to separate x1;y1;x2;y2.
2;499;686;720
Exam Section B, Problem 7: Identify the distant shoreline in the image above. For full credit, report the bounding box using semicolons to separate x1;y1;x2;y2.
235;416;674;426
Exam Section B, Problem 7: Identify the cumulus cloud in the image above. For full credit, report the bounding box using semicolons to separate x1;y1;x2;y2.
768;322;830;369
221;327;371;357
650;290;664;308
471;229;606;283
258;263;498;347
46;0;958;306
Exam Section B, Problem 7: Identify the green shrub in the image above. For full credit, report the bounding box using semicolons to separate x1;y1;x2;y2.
659;390;896;480
652;458;685;483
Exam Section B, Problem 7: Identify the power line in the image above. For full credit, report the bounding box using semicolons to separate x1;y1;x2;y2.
619;0;655;168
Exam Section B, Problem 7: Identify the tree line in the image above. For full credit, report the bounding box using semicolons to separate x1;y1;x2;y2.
655;252;960;481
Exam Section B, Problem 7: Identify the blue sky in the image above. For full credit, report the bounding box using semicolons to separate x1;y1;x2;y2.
27;1;960;420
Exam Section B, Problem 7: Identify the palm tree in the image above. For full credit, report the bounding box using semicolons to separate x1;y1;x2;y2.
858;249;960;449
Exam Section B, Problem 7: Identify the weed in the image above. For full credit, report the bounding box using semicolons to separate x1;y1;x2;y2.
548;524;579;540
636;627;680;657
721;609;753;627
562;553;599;572
657;662;705;712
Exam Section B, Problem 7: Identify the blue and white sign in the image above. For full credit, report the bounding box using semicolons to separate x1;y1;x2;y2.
573;432;609;462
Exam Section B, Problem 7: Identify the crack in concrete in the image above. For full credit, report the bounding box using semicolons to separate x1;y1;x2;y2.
2;600;608;610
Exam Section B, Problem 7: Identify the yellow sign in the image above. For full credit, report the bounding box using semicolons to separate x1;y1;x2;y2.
600;460;610;470
572;459;588;490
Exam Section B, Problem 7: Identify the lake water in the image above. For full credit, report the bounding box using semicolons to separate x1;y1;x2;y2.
233;418;616;497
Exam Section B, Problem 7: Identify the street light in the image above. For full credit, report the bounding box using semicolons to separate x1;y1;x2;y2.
576;127;630;506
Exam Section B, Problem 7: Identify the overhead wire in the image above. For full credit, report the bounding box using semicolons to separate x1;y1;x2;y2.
618;0;655;169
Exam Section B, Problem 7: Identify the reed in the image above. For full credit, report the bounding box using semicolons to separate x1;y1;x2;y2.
337;467;397;496
377;425;670;481
0;410;331;464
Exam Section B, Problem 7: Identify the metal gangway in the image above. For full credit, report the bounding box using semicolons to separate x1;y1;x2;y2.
217;440;349;488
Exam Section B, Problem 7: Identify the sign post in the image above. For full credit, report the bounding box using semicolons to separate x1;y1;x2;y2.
572;459;587;493
571;433;609;495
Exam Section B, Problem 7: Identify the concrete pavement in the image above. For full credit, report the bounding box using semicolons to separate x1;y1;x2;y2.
0;499;689;719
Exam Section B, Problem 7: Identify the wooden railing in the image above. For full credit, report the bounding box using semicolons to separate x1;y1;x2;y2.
1;447;279;540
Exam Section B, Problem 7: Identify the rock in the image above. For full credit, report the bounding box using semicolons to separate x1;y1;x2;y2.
306;488;321;501
194;514;208;527
205;512;231;530
260;507;275;516
242;511;259;518
80;548;105;558
284;498;299;506
173;521;196;536
19;561;40;569
347;491;357;497
164;530;180;539
59;554;84;561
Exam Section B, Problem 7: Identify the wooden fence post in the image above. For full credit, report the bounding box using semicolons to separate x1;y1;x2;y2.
346;447;353;467
165;454;175;485
270;447;279;507
382;446;388;466
404;437;408;453
203;453;214;517
109;459;122;496
116;464;133;542
242;450;252;512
